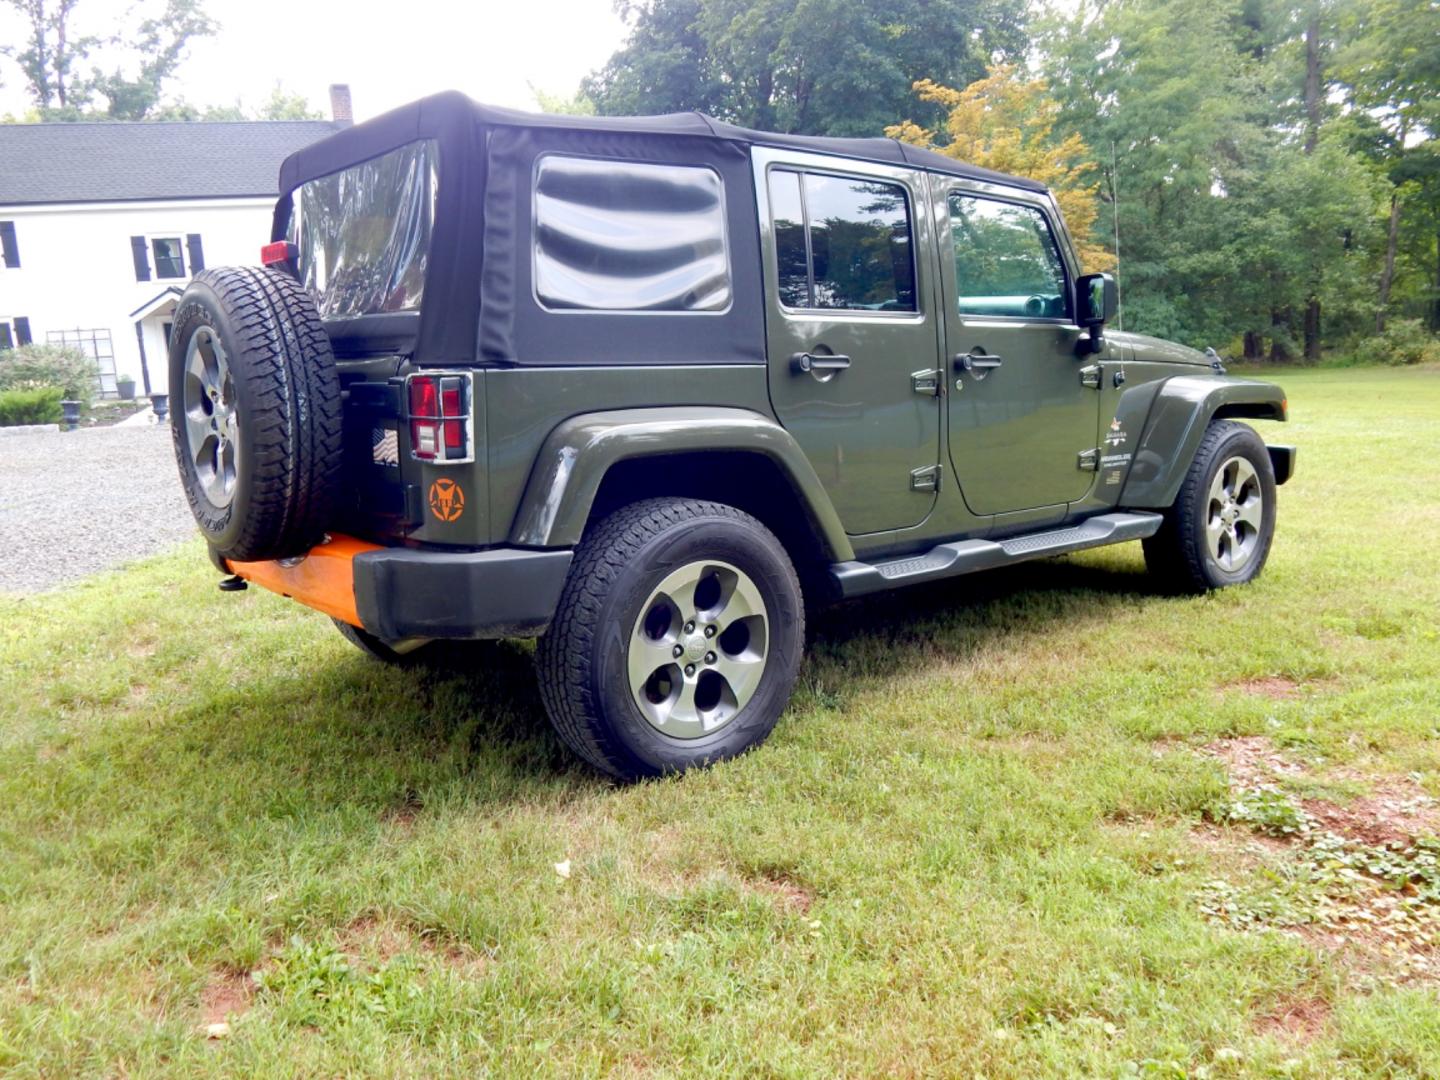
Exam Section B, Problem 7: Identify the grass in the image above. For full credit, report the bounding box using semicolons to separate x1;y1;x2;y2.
2;364;1438;1078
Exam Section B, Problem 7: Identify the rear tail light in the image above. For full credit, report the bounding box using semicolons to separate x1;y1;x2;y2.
405;373;473;462
260;241;298;268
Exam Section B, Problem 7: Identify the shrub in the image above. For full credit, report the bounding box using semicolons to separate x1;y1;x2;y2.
0;386;64;427
1371;319;1440;367
0;344;100;406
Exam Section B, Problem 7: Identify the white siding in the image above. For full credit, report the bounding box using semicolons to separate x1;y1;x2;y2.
0;197;273;394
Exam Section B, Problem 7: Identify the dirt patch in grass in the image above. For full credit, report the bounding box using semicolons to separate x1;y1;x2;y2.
1230;676;1304;700
199;968;255;1027
1302;774;1440;848
1204;735;1308;788
1254;993;1332;1041
743;869;815;915
337;915;487;975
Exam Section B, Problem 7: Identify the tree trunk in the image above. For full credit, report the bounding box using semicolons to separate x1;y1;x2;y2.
1244;331;1264;361
1433;229;1440;332
1303;10;1322;154
1304;297;1322;361
1377;192;1401;334
1270;307;1292;363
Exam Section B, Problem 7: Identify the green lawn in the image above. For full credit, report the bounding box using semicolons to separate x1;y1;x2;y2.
2;365;1439;1078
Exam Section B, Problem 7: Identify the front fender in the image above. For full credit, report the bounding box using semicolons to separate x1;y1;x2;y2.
1120;375;1287;508
508;406;854;559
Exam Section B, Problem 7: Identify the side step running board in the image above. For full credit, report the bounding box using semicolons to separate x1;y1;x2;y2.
830;512;1164;599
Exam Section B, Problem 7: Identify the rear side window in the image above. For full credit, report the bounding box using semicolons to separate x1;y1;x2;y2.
290;140;438;320
948;195;1069;319
533;156;730;313
768;169;916;313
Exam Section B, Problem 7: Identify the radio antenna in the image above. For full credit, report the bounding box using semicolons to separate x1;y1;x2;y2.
1111;139;1123;331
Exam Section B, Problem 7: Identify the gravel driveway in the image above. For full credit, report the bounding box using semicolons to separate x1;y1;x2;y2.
0;422;198;593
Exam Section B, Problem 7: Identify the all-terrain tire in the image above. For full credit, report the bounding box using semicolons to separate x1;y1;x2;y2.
536;498;805;781
168;266;342;562
1142;420;1277;593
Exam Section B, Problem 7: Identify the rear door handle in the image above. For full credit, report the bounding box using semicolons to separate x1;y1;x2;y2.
955;349;1003;378
791;351;852;375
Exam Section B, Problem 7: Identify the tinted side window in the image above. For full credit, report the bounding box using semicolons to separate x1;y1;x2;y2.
948;195;1068;319
534;156;730;312
769;170;916;313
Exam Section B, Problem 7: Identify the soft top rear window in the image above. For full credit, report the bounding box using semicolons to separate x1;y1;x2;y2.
288;139;438;320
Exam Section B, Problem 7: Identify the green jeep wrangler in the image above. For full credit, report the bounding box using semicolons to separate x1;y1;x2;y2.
169;93;1295;780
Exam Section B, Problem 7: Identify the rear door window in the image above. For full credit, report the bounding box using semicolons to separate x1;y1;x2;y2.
768;169;916;313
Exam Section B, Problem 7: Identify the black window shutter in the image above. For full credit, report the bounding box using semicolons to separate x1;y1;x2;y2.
186;233;205;273
130;235;152;281
13;317;31;346
0;222;18;268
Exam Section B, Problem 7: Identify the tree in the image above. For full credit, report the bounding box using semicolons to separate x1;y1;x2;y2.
584;0;1029;137
886;64;1115;272
1;0;215;121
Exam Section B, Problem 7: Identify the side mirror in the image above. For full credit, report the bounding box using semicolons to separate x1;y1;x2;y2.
1076;272;1117;354
1077;272;1117;326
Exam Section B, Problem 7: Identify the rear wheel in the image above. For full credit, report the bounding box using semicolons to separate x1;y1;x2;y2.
536;498;805;780
1143;420;1277;592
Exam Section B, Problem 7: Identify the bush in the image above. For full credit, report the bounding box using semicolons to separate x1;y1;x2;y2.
0;386;64;427
1371;319;1440;367
0;344;99;406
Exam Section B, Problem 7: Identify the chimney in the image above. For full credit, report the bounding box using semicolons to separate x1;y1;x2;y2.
329;84;353;127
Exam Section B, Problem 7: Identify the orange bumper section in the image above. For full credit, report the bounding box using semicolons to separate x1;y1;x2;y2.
227;534;382;629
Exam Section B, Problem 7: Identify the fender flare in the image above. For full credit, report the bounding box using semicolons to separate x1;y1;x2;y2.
507;406;855;560
1119;375;1287;508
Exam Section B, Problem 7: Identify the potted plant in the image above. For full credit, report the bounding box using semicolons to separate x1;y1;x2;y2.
116;374;136;401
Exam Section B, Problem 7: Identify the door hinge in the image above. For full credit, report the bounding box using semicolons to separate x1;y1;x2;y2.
910;464;942;492
1077;448;1099;472
910;368;943;396
1079;365;1102;389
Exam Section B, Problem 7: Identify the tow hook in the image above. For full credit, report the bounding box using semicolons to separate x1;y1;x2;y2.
218;575;248;592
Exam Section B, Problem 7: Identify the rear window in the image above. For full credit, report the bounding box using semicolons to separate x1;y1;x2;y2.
532;155;731;313
289;140;438;320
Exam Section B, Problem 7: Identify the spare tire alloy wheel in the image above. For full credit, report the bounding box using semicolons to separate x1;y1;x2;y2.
628;560;769;738
168;266;343;562
181;326;239;509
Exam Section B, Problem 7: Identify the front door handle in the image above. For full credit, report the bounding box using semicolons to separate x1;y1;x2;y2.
791;351;852;375
955;349;1003;379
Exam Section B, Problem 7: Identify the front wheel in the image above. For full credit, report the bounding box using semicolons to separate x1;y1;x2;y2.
536;499;805;780
1142;420;1277;593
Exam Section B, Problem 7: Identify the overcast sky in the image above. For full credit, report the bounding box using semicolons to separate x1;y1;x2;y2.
0;0;631;121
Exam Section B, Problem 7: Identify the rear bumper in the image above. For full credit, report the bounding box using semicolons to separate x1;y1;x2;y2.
226;535;573;642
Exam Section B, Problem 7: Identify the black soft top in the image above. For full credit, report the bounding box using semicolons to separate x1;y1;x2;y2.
273;92;1048;369
277;90;1047;198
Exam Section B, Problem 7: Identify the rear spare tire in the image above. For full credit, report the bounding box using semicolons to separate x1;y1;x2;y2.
168;266;343;562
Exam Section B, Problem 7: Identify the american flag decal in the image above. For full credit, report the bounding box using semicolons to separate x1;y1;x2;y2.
372;427;400;467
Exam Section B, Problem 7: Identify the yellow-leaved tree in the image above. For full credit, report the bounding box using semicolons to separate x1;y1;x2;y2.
886;64;1114;273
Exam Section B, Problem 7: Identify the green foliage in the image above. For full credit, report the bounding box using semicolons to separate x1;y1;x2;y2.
583;0;1028;136
0;344;98;405
0;386;64;426
0;0;217;121
1223;786;1310;837
1368;318;1440;366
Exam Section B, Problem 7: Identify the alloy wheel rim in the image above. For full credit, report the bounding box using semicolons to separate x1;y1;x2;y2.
627;559;769;739
182;326;239;509
1206;455;1263;572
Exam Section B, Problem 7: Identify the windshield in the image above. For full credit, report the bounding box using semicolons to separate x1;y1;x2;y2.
288;139;438;320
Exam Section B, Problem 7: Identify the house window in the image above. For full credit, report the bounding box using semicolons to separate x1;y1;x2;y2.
0;221;18;269
152;237;186;278
130;233;204;282
47;328;116;396
0;317;31;350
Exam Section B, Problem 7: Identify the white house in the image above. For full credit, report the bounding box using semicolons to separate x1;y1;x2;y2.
0;90;349;398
